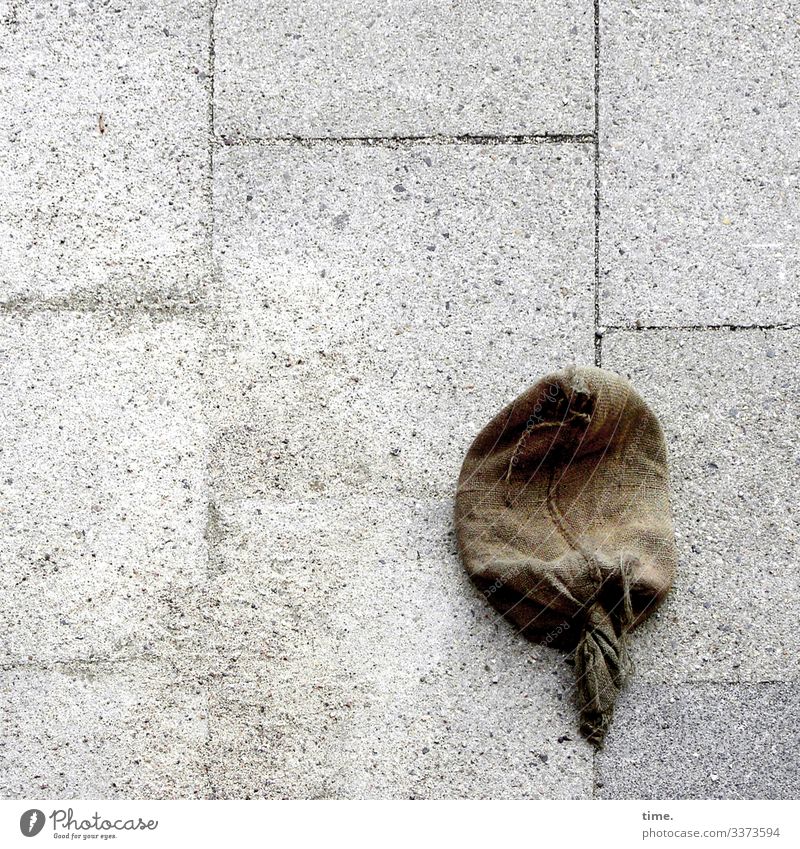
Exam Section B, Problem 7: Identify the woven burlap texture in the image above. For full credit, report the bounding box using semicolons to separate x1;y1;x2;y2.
455;365;677;745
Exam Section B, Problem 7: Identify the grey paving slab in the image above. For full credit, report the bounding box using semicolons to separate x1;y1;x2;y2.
0;312;209;664
0;1;210;307
0;660;208;799
600;2;800;326
214;0;594;138
210;143;594;499
204;497;594;799
603;329;800;683
596;682;800;799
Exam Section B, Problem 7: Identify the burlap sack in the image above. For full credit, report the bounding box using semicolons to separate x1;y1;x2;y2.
455;366;677;745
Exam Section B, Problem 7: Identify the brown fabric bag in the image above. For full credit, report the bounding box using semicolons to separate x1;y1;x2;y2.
455;366;677;745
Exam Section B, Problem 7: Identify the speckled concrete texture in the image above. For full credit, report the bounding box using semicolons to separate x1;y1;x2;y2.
209;143;594;500
203;498;593;799
603;329;800;684
0;312;209;665
214;0;594;138
1;0;798;801
0;660;209;798
0;0;210;307
600;1;800;326
596;683;800;799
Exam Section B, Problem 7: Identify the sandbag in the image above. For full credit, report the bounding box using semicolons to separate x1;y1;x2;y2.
454;366;677;745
